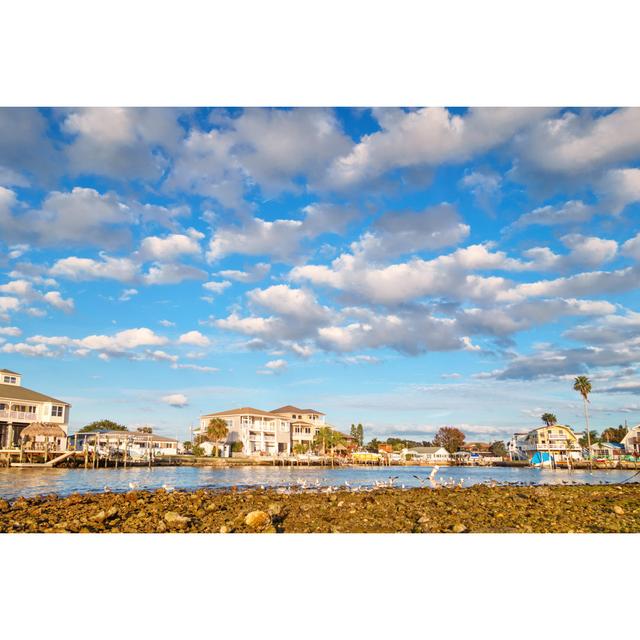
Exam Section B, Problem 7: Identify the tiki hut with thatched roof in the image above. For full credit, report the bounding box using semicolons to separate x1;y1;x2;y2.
20;422;68;452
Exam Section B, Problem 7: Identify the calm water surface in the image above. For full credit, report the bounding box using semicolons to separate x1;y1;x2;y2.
0;465;638;500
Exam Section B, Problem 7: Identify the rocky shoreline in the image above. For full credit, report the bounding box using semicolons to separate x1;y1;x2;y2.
1;484;639;533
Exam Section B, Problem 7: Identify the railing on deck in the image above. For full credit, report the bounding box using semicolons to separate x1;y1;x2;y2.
0;410;38;421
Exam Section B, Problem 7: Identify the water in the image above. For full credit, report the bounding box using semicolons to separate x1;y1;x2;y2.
0;464;637;500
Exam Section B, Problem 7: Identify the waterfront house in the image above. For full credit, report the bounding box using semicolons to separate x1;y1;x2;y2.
590;441;625;460
403;446;452;463
73;430;180;458
198;407;292;456
271;405;325;451
518;424;583;464
507;433;529;461
0;368;71;449
621;425;640;456
197;404;337;456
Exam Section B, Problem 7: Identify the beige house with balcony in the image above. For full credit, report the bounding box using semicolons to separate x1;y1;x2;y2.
0;368;71;449
197;407;292;456
270;405;325;450
518;424;583;463
197;404;329;455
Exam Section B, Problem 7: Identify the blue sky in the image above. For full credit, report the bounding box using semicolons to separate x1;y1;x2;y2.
1;107;640;442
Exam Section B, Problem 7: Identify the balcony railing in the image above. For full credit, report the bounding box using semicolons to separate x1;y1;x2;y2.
243;422;276;432
0;410;38;421
525;443;580;451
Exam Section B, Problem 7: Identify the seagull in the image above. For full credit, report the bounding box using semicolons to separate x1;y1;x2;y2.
103;485;111;492
162;483;175;492
128;482;139;490
388;476;399;486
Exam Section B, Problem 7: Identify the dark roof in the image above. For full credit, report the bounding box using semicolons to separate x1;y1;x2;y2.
0;368;20;375
0;382;69;405
597;442;625;449
271;405;325;415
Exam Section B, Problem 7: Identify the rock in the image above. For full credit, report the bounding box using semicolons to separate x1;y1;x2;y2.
164;511;191;527
219;525;230;533
613;505;625;516
244;510;271;529
0;499;9;512
452;523;467;533
156;521;167;532
91;510;107;522
267;503;282;516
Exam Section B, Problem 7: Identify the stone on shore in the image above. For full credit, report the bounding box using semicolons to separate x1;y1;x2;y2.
244;510;271;529
164;511;191;527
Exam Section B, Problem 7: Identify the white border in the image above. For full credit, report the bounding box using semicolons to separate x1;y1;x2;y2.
2;1;639;636
2;0;640;106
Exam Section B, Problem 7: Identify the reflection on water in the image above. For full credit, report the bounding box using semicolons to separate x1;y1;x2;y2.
0;465;638;500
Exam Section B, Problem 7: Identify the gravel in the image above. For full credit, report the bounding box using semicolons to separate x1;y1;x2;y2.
0;484;638;533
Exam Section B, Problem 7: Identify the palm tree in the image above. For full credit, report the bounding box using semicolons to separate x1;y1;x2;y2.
573;375;593;470
205;418;229;457
313;426;345;455
541;412;557;426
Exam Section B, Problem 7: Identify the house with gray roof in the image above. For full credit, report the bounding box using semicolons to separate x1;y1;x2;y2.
0;368;71;448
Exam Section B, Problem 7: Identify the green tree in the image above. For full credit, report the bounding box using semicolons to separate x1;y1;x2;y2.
356;423;364;446
601;425;628;443
313;426;345;454
192;444;205;457
365;437;381;453
490;440;507;457
137;426;153;434
182;440;192;451
203;418;229;457
573;375;593;468
579;430;599;448
541;412;557;426
434;426;466;454
78;419;127;433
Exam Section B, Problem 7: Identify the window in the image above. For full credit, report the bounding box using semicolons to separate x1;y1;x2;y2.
52;405;64;417
3;376;17;384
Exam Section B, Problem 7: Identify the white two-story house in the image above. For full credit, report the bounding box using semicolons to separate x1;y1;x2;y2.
197;407;292;456
0;368;71;448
